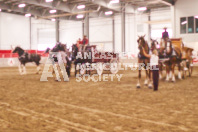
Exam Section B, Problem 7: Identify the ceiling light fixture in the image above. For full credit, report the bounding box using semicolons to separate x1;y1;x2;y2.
76;14;84;19
138;7;147;11
51;18;56;22
18;4;26;8
77;5;85;9
194;15;198;19
49;9;57;14
105;11;113;15
109;0;119;4
25;13;31;17
46;0;53;2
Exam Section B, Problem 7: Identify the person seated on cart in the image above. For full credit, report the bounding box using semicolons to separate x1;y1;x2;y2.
160;27;170;57
81;35;89;52
162;27;169;40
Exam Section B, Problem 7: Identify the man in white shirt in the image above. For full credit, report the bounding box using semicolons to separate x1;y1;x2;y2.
141;47;159;91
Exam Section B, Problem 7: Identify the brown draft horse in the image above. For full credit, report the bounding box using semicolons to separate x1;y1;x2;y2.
137;35;152;88
159;39;183;82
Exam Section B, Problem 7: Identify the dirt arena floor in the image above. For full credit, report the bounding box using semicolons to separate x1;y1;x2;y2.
0;66;198;132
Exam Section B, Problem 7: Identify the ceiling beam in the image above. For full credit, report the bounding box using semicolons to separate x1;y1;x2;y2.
90;0;121;12
158;0;172;6
0;2;42;16
7;0;72;13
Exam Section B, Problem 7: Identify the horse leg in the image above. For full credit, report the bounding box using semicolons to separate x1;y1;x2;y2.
171;64;176;82
165;64;170;81
159;63;163;79
36;63;41;74
75;64;77;77
137;70;141;88
22;64;27;75
18;63;22;75
144;69;148;86
178;63;182;80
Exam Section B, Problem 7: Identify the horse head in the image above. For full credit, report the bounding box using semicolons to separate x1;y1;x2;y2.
137;35;149;54
151;39;159;51
165;40;173;55
44;47;51;54
12;46;24;56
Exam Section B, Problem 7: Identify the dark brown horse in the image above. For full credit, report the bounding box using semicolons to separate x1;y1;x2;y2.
12;46;41;75
45;43;72;77
137;35;152;88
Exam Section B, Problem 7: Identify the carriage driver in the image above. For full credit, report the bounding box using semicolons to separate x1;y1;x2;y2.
80;35;89;52
161;27;169;48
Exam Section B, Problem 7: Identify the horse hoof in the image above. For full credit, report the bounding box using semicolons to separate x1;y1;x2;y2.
148;84;153;89
136;86;141;88
136;84;141;88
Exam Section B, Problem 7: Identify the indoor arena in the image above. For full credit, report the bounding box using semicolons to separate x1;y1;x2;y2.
0;0;198;132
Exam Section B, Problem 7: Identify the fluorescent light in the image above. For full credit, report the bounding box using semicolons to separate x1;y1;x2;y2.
195;15;198;19
0;9;1;12
110;0;119;4
49;9;56;14
51;18;56;22
18;4;26;8
46;0;53;2
76;15;84;19
25;13;31;17
105;11;113;15
181;21;187;25
77;5;85;9
138;7;147;11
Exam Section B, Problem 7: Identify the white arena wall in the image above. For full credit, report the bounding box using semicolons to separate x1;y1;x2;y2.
0;9;171;52
0;12;30;50
0;8;176;67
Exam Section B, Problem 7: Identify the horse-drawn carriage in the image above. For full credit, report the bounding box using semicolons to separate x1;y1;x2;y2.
72;44;119;76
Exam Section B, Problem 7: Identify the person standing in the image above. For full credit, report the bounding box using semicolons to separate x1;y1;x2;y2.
141;48;159;91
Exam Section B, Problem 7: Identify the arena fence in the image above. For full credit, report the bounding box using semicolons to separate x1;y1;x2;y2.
0;50;48;67
0;50;198;67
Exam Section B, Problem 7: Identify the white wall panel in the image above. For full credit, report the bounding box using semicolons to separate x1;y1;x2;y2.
90;17;113;52
31;18;55;50
114;15;122;53
175;0;198;42
0;12;30;50
60;20;82;48
150;7;172;40
126;14;136;53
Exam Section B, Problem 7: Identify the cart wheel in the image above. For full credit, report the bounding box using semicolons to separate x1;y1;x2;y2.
189;63;193;77
110;58;119;74
80;64;86;75
96;62;103;75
